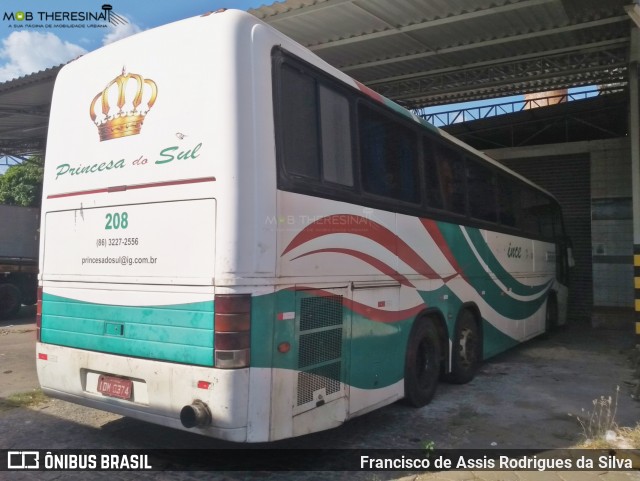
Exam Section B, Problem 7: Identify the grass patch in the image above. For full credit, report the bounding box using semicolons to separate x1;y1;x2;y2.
618;424;640;447
0;389;48;412
570;386;640;449
577;424;640;449
570;386;618;442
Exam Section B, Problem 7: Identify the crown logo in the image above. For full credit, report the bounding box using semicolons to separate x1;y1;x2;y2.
90;67;158;142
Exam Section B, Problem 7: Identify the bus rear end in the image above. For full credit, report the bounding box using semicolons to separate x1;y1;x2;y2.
36;10;267;442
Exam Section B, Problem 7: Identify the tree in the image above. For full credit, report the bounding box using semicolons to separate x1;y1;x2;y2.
0;156;44;207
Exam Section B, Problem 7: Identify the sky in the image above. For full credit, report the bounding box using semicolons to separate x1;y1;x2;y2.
0;1;263;82
0;1;263;172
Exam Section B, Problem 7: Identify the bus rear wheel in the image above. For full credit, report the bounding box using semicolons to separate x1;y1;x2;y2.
444;309;480;384
404;319;441;407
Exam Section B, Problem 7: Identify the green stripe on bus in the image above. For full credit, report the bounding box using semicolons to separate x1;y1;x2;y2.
41;293;214;366
43;293;214;328
41;330;214;366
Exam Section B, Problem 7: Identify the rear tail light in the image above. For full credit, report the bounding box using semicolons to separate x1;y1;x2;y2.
36;286;43;342
214;294;250;368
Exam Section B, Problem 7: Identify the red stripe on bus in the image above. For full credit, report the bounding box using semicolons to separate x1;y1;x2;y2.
291;248;415;287
282;214;442;280
420;218;466;281
47;177;216;199
356;80;384;103
289;286;426;323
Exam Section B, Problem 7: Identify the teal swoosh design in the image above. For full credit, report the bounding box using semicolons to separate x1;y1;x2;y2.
435;222;551;320
463;226;553;297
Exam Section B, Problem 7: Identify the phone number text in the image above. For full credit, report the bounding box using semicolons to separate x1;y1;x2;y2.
96;237;139;247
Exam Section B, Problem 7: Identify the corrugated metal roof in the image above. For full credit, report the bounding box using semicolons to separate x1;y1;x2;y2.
0;65;62;161
0;1;634;158
250;0;631;107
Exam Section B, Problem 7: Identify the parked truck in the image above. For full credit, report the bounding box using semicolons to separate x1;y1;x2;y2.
0;204;39;319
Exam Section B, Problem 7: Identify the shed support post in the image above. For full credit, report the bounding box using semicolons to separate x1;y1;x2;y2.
630;27;640;338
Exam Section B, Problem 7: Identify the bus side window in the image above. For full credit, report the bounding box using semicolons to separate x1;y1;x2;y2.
467;160;497;222
497;175;518;227
433;143;465;215
537;193;555;239
319;84;353;186
552;202;564;238
423;137;444;209
280;64;320;179
519;187;540;235
358;105;419;203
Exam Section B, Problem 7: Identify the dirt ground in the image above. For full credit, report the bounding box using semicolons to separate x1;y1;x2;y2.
0;305;38;398
1;306;639;451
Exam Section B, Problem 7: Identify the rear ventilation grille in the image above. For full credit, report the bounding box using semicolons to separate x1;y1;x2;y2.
300;295;343;331
299;329;342;368
296;364;341;406
296;295;343;407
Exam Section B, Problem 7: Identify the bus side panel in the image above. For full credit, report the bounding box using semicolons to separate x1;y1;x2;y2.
276;192;555;415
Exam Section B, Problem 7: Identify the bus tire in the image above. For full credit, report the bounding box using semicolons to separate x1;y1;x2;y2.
545;293;558;332
0;283;21;320
444;309;480;384
404;318;441;407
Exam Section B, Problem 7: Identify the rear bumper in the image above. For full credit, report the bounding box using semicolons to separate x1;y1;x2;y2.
36;342;250;442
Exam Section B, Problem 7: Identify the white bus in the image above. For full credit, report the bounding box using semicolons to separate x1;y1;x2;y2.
37;9;571;442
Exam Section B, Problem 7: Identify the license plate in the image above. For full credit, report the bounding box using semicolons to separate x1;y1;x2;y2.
97;375;133;400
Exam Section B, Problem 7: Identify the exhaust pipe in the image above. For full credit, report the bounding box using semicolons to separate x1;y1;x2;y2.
180;400;212;428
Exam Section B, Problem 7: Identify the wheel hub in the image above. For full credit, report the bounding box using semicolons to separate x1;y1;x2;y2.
458;327;475;367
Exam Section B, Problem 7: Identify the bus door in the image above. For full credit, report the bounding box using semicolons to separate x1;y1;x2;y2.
292;286;349;418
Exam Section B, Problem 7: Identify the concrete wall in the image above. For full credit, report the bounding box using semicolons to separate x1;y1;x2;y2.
590;138;633;308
